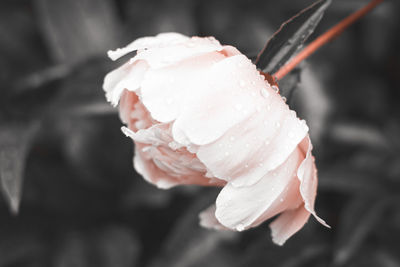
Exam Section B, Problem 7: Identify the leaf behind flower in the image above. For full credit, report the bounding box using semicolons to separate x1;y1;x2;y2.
255;0;331;74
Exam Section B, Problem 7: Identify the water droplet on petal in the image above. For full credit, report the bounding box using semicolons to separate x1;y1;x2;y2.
260;88;270;98
272;85;279;93
236;224;245;232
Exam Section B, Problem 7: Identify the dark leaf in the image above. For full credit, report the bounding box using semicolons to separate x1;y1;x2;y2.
255;0;331;74
278;67;301;104
0;121;40;213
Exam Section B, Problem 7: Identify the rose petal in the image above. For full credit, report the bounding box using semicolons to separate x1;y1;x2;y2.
297;136;330;227
172;54;267;146
130;36;224;69
139;51;226;124
107;32;189;60
269;205;311;246
215;148;303;231
134;144;180;189
103;60;148;106
199;205;228;230
134;142;223;188
195;59;308;185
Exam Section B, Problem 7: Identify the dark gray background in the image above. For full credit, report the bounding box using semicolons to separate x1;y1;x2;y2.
0;0;399;266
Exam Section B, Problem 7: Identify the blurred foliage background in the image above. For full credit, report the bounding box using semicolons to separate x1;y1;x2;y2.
0;0;399;266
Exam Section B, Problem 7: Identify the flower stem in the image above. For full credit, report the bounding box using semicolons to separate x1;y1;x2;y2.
273;0;384;81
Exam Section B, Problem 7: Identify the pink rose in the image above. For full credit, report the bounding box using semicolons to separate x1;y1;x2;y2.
103;32;329;245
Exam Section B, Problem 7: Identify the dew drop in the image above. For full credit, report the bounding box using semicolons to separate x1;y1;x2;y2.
236;224;245;232
272;85;279;93
260;88;270;98
282;96;287;102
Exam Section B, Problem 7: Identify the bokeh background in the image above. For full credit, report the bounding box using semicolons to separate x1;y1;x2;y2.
1;0;399;266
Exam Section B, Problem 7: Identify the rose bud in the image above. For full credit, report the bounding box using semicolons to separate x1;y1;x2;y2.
103;32;329;245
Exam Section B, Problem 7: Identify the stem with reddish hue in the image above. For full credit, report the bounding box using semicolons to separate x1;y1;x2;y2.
271;0;384;81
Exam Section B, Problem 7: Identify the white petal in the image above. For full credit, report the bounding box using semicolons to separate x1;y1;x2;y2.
215;148;302;231
269;205;311;246
107;32;189;60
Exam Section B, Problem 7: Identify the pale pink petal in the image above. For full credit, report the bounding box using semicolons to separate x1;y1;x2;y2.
129;36;224;69
172;55;261;146
103;60;148;106
139;52;226;124
119;91;153;131
119;90;137;124
220;45;242;57
134;142;224;188
215;148;303;231
269;205;311;246
134;144;180;189
107;32;189;60
297;136;330;227
199;205;228;230
121;124;172;146
195;56;308;185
